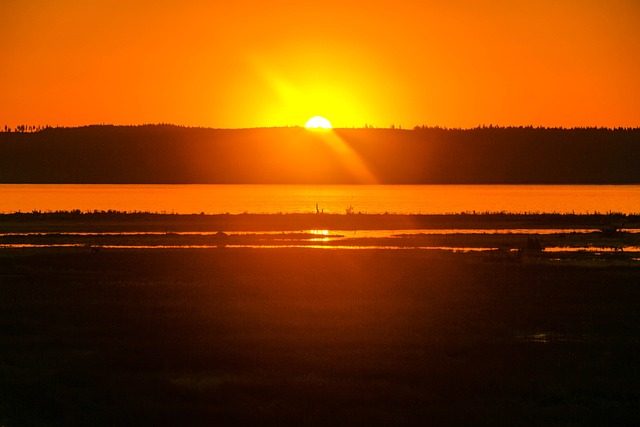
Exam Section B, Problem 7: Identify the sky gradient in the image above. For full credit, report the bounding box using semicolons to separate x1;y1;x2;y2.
2;0;639;129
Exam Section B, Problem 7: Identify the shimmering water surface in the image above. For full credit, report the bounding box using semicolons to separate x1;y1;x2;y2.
1;184;639;214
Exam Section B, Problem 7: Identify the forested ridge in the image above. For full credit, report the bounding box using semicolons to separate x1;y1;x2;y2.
1;125;638;184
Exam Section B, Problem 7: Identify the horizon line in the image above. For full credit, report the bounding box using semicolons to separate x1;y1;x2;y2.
3;123;640;132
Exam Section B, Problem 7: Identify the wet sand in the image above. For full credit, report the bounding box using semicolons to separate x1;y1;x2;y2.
1;247;639;426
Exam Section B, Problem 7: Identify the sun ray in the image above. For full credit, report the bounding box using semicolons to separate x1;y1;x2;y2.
312;130;378;184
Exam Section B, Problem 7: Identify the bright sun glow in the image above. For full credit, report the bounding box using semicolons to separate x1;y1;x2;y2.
305;116;332;129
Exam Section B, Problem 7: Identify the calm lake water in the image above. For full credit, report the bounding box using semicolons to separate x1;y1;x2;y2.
1;184;639;215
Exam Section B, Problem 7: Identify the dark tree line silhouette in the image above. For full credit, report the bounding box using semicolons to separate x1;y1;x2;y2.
0;124;638;184
2;124;49;133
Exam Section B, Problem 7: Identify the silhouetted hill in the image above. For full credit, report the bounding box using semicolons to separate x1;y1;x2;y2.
0;125;639;184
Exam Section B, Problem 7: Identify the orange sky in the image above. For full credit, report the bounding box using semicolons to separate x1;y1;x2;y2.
1;0;639;129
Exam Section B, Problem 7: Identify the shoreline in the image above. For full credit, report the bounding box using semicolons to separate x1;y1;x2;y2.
2;212;639;264
2;211;639;233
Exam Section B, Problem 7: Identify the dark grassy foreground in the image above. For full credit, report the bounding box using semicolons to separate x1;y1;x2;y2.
1;249;639;426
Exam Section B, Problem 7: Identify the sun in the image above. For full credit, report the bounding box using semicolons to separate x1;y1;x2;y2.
305;116;332;130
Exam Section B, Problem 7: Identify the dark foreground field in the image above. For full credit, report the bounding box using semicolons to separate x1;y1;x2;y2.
1;249;639;426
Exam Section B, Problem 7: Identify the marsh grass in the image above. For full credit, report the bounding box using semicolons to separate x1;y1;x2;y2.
1;211;639;234
1;249;639;425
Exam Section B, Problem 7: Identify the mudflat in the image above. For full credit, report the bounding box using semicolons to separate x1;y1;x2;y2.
1;247;638;426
